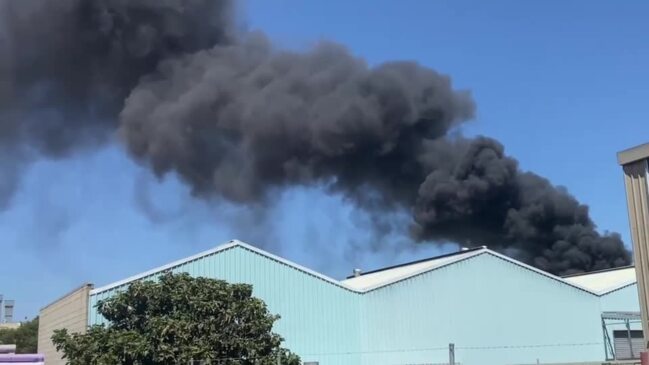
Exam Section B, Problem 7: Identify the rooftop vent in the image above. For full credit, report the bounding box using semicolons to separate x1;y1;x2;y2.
353;269;362;277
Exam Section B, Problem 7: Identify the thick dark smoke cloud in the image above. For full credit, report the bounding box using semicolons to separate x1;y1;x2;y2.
120;34;474;203
413;138;629;273
0;0;232;204
0;0;630;274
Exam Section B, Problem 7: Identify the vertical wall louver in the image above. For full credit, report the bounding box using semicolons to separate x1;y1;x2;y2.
619;143;649;350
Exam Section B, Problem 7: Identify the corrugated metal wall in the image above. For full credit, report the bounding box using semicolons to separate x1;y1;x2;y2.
601;285;640;313
620;158;649;339
87;245;641;365
89;245;362;365
360;254;605;365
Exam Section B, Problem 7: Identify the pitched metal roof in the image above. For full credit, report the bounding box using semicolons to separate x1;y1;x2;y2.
90;239;636;297
91;239;356;294
563;265;636;295
341;246;624;295
341;247;486;291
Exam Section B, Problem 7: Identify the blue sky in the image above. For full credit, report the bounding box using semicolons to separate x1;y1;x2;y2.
1;0;648;321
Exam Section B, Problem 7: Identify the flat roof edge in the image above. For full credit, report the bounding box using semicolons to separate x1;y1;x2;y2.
40;283;93;312
618;142;649;165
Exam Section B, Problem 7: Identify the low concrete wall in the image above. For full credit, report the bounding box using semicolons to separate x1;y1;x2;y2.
37;284;92;365
0;323;20;330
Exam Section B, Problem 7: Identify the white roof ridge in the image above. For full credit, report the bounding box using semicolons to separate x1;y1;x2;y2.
482;249;603;295
231;240;357;292
91;239;357;295
91;240;241;294
90;240;628;297
348;248;606;295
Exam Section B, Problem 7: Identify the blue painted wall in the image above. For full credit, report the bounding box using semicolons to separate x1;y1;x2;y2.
88;245;640;365
601;284;640;312
360;254;604;365
600;283;642;359
90;245;362;365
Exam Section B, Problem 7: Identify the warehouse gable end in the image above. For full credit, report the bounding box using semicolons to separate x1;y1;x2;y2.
90;241;633;300
90;239;357;296
343;247;603;295
86;240;363;362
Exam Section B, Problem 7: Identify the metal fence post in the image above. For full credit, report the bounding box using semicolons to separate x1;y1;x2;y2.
449;343;455;365
627;318;636;359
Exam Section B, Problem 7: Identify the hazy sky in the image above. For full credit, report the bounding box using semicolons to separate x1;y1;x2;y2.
1;0;647;320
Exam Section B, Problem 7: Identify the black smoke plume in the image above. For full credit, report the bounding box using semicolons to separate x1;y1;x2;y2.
0;0;233;206
0;0;630;274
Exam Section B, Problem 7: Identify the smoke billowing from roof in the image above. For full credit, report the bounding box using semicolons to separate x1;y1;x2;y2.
0;0;630;274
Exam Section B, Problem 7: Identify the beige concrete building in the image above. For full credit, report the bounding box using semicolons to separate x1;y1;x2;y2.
618;142;649;352
0;323;20;330
37;284;93;365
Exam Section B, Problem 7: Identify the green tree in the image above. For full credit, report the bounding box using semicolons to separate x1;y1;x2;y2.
0;317;39;353
0;327;13;348
52;273;300;365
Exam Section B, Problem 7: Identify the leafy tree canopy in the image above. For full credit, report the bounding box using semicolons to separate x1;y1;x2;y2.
0;316;38;354
52;273;300;365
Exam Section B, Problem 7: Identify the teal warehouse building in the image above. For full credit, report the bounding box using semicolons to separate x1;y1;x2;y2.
39;240;641;365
